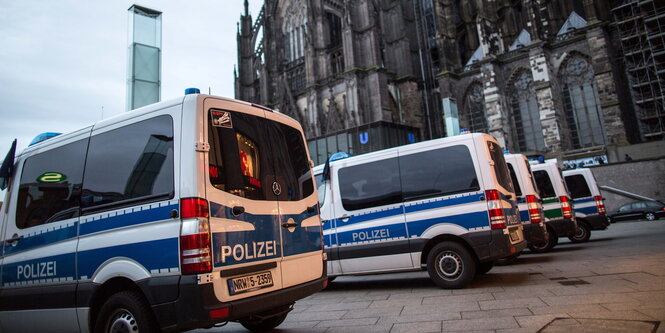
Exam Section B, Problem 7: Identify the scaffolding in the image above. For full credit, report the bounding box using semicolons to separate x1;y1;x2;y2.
612;0;665;140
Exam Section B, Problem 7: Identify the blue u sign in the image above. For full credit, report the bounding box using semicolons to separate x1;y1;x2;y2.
359;132;369;145
408;133;415;143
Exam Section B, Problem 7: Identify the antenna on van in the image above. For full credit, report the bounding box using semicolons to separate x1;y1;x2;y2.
101;106;104;120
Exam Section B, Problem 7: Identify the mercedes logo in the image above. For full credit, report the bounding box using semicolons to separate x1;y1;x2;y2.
272;181;282;196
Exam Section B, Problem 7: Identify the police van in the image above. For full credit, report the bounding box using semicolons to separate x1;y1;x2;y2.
563;168;609;242
504;153;547;252
314;133;526;289
529;161;576;253
0;91;326;332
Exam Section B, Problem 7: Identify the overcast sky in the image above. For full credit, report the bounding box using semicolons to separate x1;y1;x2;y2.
0;0;262;199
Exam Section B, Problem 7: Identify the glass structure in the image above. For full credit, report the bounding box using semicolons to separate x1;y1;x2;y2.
127;5;162;111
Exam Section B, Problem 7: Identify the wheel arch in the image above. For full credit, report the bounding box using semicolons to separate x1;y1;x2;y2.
88;277;148;332
420;234;479;266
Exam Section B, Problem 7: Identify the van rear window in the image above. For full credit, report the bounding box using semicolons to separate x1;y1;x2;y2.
208;109;313;201
487;142;514;193
533;170;556;199
564;174;591;199
507;163;522;197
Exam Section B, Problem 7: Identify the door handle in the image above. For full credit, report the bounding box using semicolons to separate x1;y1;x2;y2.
232;206;245;216
281;221;298;229
339;215;350;222
5;233;22;245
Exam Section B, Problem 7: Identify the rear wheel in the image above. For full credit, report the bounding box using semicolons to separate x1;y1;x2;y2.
568;223;591;243
426;242;476;289
528;227;557;253
645;212;657;221
94;291;159;333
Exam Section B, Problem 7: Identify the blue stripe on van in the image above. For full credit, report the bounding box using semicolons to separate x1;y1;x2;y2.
2;253;77;287
576;206;599;215
519;210;530;223
78;237;180;279
3;223;78;256
407;211;490;237
573;197;595;204
79;203;178;236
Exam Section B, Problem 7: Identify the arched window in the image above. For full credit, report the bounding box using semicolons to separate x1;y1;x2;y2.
561;56;606;148
461;83;488;133
510;71;545;152
283;2;307;63
326;12;344;75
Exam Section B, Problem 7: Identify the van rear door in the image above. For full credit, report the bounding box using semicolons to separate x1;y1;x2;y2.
484;139;523;243
264;112;323;288
204;101;285;300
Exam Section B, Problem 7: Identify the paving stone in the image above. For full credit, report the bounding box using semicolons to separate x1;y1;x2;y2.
529;304;609;316
315;317;379;328
422;293;495;304
493;289;556;300
304;301;372;312
636;308;665;321
341;306;403;319
391;321;441;333
515;314;568;329
326;323;396;333
479;297;548;310
570;310;658;321
401;302;480;315
287;310;346;321
539;293;632;306
440;317;520;331
461;307;532;319
377;312;461;325
370;297;423;308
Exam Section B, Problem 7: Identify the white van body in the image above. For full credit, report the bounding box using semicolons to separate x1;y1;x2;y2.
314;133;526;288
529;161;577;252
504;154;547;247
563;168;610;242
0;94;325;332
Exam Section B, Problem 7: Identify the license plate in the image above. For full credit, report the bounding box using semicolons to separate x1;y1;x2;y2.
509;228;520;242
227;271;273;295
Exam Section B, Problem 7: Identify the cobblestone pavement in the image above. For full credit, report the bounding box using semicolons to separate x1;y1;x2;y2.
193;220;665;333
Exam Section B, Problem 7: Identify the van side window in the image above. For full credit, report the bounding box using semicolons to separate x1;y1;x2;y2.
533;170;556;199
15;139;88;228
82;116;174;210
400;145;479;200
564;175;591;199
507;163;522;197
339;157;401;211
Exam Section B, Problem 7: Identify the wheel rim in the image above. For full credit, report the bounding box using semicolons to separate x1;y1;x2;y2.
646;213;655;221
573;226;587;240
107;309;139;333
435;250;463;281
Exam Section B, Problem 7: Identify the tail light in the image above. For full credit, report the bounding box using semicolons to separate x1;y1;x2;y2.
559;196;573;219
486;190;506;230
526;195;542;224
180;198;212;275
594;195;606;215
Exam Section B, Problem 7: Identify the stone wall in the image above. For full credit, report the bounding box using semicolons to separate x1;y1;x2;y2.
587;158;665;211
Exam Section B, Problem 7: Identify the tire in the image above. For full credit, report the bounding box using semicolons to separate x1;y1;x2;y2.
528;227;557;253
568;223;591;243
240;312;288;332
426;242;476;289
94;290;159;333
476;261;494;275
645;212;657;221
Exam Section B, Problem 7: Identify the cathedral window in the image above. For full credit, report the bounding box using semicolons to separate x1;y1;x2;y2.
510;71;545;152
326;12;344;75
461;83;488;133
561;56;606;149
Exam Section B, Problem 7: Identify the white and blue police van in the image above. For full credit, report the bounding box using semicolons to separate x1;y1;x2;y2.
314;133;526;289
504;153;547;252
529;160;577;253
563;168;609;242
0;91;326;332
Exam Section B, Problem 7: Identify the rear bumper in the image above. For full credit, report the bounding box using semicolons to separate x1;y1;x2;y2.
154;273;326;332
522;222;547;244
547;218;577;237
464;227;527;263
582;214;610;230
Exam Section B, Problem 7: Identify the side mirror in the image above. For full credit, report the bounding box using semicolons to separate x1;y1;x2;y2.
0;139;17;190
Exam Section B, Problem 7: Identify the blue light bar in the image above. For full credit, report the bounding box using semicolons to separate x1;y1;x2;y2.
185;88;200;95
29;132;62;146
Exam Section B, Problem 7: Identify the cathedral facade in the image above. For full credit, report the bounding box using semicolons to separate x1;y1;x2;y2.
236;0;664;165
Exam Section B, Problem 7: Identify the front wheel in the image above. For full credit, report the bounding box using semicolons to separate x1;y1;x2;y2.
426;242;476;289
240;312;289;332
645;212;657;221
568;223;591;243
94;291;159;333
